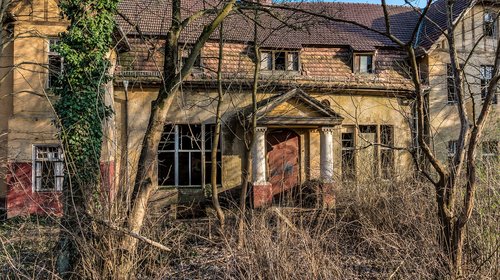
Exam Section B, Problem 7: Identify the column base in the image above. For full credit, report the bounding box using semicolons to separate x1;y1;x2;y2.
320;182;336;209
252;182;273;208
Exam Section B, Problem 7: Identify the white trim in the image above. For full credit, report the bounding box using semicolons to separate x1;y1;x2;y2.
32;144;64;192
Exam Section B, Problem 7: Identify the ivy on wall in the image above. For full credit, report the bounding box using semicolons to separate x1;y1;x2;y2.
54;0;119;207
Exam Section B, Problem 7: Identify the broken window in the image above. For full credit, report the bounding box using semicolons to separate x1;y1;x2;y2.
484;11;497;38
480;65;497;104
353;54;373;73
47;38;62;88
158;124;221;187
33;145;64;192
261;50;299;71
380;125;394;179
341;131;356;180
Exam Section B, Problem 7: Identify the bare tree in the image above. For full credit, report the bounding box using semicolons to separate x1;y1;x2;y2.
261;0;499;277
117;0;238;276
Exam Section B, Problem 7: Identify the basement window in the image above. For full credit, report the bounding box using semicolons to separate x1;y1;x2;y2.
158;124;221;187
33;145;64;192
47;38;63;88
261;50;300;71
480;65;497;104
353;53;373;74
484;11;497;38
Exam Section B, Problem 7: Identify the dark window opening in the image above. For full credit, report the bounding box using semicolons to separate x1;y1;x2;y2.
158;124;221;187
47;39;62;88
180;47;201;69
484;11;497;38
261;50;299;71
447;64;458;103
342;132;355;180
380;125;394;179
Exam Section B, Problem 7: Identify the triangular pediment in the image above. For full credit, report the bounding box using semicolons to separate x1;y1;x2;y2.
245;89;343;127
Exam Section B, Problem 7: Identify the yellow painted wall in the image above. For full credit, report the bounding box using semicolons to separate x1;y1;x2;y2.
427;4;500;162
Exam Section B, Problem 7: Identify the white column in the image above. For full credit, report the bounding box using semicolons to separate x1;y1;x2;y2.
252;127;267;184
320;127;335;183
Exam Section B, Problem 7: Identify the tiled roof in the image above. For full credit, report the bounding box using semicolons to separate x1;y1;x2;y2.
116;0;422;51
417;0;472;52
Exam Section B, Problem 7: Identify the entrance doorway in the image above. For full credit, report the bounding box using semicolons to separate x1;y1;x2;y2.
266;129;300;204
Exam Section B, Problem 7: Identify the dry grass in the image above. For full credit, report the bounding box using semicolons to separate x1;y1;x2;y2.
0;178;498;279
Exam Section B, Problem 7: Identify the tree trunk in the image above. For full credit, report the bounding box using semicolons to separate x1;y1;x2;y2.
211;23;226;227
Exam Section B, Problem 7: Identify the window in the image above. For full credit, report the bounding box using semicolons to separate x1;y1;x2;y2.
48;38;62;88
482;140;498;162
447;64;458;103
261;50;299;71
180;47;201;69
33;145;64;192
484;11;497;38
353;54;373;73
158;124;221;187
341;132;356;180
380;125;394;179
480;65;497;104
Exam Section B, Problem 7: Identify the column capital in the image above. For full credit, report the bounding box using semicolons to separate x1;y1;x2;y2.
320;127;335;133
255;127;267;133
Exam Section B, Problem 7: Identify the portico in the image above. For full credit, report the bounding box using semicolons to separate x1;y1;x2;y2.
245;89;343;208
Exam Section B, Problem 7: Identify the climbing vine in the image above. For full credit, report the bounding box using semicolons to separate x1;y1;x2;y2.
54;0;118;206
54;0;120;276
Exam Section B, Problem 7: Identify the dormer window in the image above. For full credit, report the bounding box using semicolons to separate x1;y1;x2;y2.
261;50;299;71
484;11;497;38
353;53;373;73
180;46;201;68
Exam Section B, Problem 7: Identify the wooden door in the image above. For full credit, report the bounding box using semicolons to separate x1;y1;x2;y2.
266;129;300;203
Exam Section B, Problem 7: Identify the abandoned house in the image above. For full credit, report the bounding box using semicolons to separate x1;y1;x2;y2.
0;0;498;218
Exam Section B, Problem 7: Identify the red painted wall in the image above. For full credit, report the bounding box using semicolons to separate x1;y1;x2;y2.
5;161;115;218
6;162;62;218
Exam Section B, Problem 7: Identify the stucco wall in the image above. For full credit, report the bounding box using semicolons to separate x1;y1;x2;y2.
427;4;500;162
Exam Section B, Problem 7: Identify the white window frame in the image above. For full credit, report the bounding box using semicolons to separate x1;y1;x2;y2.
353;53;374;74
32;145;64;192
480;65;497;104
260;50;300;72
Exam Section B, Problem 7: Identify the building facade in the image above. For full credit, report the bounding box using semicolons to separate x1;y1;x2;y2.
0;0;498;218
